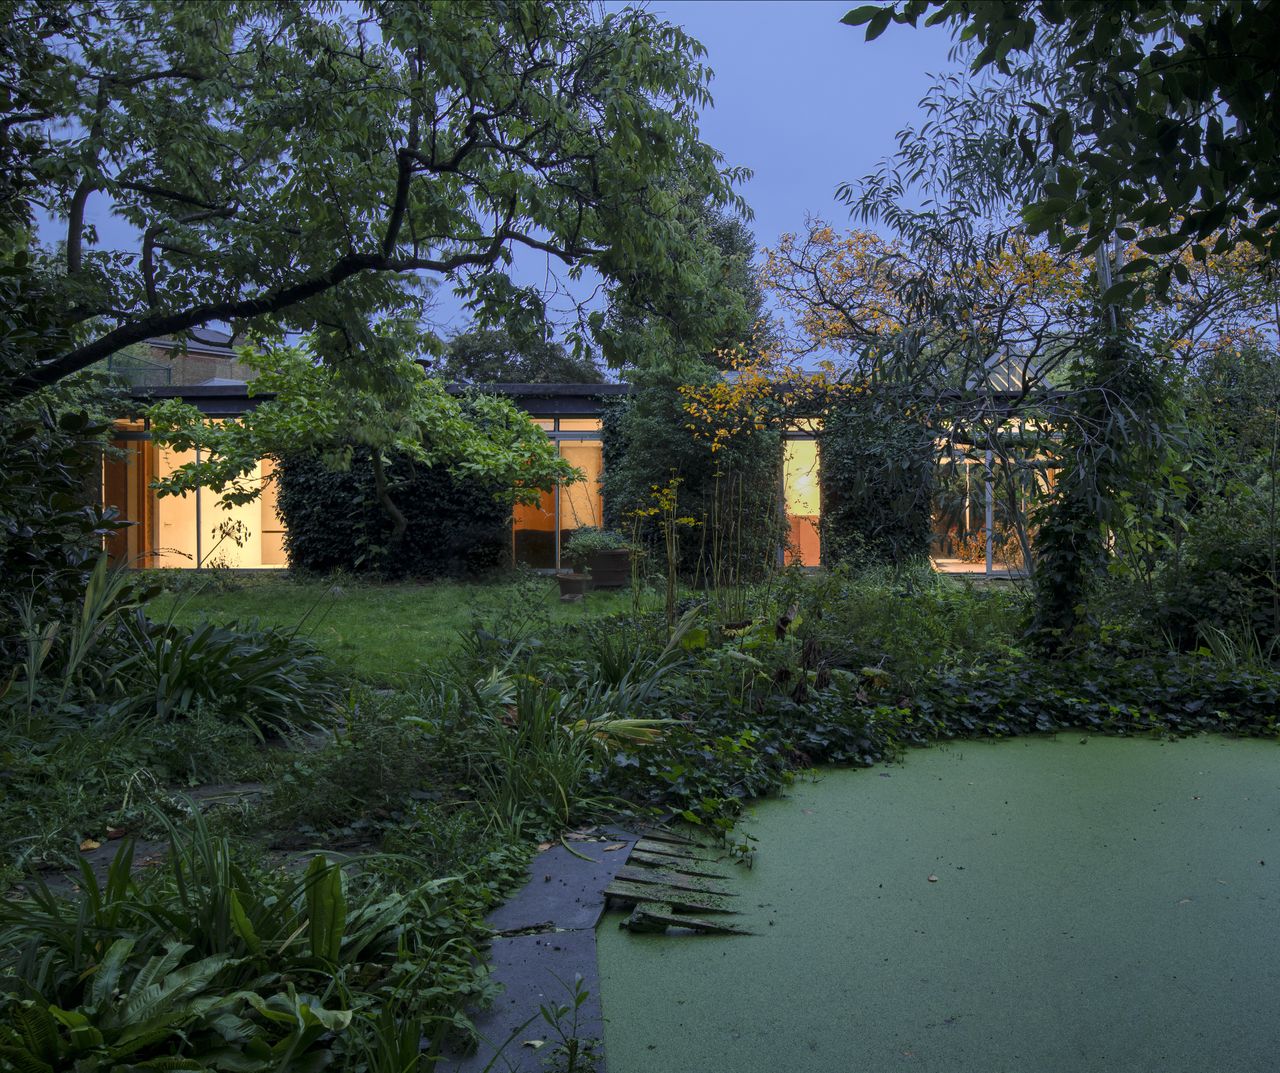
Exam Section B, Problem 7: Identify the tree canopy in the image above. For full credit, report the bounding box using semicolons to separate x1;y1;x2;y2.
5;0;746;399
436;327;604;384
145;340;577;541
845;1;1280;303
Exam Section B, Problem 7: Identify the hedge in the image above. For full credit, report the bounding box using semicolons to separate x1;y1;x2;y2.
819;395;934;567
276;448;509;578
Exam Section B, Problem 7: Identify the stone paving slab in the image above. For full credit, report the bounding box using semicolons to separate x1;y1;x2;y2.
486;833;639;934
439;929;604;1073
437;828;641;1072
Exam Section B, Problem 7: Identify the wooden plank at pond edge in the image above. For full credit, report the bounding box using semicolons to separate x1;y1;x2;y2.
623;903;753;937
615;865;737;898
605;878;737;914
627;850;730;878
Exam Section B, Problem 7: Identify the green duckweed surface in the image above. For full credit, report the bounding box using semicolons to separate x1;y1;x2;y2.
597;735;1280;1073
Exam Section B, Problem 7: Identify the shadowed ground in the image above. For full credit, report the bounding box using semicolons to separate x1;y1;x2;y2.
598;735;1280;1073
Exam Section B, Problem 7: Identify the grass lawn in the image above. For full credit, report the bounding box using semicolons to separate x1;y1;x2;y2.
147;572;635;685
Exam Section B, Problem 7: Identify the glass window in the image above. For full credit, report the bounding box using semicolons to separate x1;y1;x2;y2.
783;438;821;567
558;440;604;539
557;418;602;432
513;488;557;569
153;446;200;567
259;458;288;566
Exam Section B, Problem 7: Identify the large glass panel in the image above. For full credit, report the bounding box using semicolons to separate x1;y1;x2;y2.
783;437;821;567
558;418;602;432
513;489;556;568
558;441;604;554
199;458;287;569
153;446;200;567
259;457;288;567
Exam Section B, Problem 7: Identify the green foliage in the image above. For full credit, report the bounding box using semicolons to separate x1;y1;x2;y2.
144;344;575;547
5;558;340;738
1151;493;1280;653
277;447;511;579
259;689;436;839
819;394;934;568
601;371;784;581
1031;336;1176;649
595;202;763;374
854;1;1280;296
0;806;519;1072
437;327;604;384
121;613;340;740
560;528;631;573
0;408;122;672
12;1;745;396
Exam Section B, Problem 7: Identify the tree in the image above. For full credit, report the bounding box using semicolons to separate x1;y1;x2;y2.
595;199;766;374
437;328;603;384
144;339;578;544
842;0;1280;643
844;1;1280;302
4;1;746;399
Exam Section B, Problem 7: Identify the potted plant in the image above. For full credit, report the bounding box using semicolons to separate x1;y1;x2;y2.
562;528;633;589
555;570;592;601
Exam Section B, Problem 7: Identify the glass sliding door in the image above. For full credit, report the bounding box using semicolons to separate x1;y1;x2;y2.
510;416;605;570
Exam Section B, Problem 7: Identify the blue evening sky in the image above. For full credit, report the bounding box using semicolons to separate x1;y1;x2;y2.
652;0;955;265
494;0;959;337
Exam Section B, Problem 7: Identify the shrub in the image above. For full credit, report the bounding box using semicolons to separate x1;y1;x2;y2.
602;369;784;581
819;394;934;567
276;446;510;578
1152;491;1280;653
0;409;122;671
0;810;513;1072
121;613;340;738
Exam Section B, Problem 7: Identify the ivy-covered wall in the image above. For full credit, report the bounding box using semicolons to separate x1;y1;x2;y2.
276;448;510;578
819;396;934;568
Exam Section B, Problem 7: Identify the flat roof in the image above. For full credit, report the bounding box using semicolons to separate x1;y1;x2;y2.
127;381;629;418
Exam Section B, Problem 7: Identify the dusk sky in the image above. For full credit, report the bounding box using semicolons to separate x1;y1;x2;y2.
654;0;955;264
495;0;959;337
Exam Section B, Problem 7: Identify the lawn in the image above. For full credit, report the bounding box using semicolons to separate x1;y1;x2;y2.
146;572;636;685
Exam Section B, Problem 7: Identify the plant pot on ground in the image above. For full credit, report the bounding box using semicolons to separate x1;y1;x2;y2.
556;572;592;601
584;547;631;588
562;528;633;589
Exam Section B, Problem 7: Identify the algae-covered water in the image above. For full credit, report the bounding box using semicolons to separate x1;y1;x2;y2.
597;736;1280;1073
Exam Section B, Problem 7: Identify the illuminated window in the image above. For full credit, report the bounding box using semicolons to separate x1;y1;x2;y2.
103;421;287;569
783;437;821;567
510;418;605;569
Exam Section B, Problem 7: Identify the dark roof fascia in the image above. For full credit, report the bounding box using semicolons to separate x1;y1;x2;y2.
127;381;630;419
127;384;269;418
447;382;629;418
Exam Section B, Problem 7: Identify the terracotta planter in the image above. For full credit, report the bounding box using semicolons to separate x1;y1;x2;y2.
556;572;592;601
585;548;632;589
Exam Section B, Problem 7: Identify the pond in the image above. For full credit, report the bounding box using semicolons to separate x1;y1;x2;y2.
597;736;1280;1072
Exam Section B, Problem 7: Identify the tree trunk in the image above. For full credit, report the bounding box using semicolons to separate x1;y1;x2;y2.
369;450;407;543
